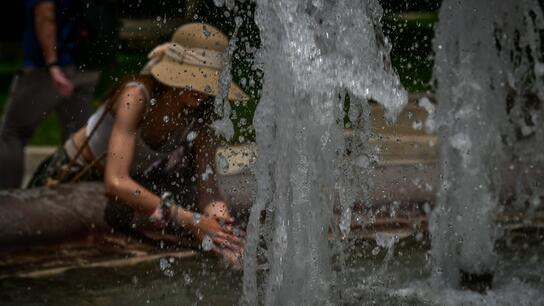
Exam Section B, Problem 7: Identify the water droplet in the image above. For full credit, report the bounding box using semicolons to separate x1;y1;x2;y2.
184;272;192;285
159;258;168;270
163;115;169;123
159;257;174;277
218;153;229;173
201;235;213;251
150;98;157;106
412;120;423;130
354;155;370;168
133;189;141;197
186;131;198;142
196;288;203;301
355;215;365;227
161;191;173;207
235;16;243;27
371;246;380;256
192;213;202;224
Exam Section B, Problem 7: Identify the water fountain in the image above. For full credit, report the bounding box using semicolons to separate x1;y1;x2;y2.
242;0;406;304
1;1;544;305
242;0;544;304
430;0;544;292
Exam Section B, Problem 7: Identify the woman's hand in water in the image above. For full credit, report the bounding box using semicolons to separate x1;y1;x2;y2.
190;213;244;250
187;212;245;268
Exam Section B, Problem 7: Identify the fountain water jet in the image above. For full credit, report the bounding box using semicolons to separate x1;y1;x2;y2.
430;0;544;291
242;0;406;304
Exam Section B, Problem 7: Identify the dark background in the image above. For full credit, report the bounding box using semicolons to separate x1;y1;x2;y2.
0;0;442;145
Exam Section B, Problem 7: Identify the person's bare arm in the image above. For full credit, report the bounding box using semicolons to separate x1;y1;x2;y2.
102;87;187;219
104;86;199;230
34;2;56;65
34;1;73;96
193;126;245;264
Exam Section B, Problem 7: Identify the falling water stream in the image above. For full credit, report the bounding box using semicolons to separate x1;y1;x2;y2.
430;0;544;288
242;0;406;305
241;0;544;304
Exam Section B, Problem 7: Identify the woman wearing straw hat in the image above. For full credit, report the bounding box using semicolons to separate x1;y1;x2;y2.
28;23;248;267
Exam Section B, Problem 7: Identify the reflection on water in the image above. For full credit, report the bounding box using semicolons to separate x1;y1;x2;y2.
1;231;543;306
344;231;544;305
0;257;241;306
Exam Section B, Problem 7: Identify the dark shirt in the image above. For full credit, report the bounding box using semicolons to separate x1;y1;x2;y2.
23;0;77;68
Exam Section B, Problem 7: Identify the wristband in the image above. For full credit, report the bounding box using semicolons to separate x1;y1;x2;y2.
161;191;175;223
149;191;175;229
149;207;167;228
161;191;174;211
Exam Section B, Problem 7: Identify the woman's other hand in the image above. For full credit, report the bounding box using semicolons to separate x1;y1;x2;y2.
49;65;74;97
203;200;231;220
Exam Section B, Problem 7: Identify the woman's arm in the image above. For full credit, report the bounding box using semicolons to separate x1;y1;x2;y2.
103;86;194;223
34;1;73;97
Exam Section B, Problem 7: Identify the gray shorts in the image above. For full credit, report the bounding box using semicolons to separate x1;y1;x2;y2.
0;66;100;188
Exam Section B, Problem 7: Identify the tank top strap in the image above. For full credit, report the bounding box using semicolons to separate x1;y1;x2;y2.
125;81;151;104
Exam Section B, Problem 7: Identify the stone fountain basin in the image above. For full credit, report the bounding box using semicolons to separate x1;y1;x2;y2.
0;159;438;251
0;166;542;305
2;153;542;251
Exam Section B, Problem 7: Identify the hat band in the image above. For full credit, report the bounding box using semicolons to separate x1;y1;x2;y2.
142;43;224;74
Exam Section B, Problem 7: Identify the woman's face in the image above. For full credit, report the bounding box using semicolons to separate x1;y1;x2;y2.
176;89;212;108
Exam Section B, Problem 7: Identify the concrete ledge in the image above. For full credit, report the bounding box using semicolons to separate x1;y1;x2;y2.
24;134;438;181
22;101;438;182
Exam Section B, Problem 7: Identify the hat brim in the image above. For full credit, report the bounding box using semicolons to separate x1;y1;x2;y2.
150;56;249;102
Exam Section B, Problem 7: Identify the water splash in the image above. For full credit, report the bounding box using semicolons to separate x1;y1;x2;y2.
430;0;544;288
242;0;406;304
212;28;239;141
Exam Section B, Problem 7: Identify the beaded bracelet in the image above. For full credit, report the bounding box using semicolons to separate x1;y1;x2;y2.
149;191;175;228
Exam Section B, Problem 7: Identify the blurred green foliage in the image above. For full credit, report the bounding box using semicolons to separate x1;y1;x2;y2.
0;9;437;146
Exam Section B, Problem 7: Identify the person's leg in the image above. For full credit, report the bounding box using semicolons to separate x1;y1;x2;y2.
0;69;58;188
55;67;100;141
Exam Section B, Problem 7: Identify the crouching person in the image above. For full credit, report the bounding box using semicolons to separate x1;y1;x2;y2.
28;23;248;268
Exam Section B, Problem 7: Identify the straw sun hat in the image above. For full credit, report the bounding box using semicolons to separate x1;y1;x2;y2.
143;23;248;101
